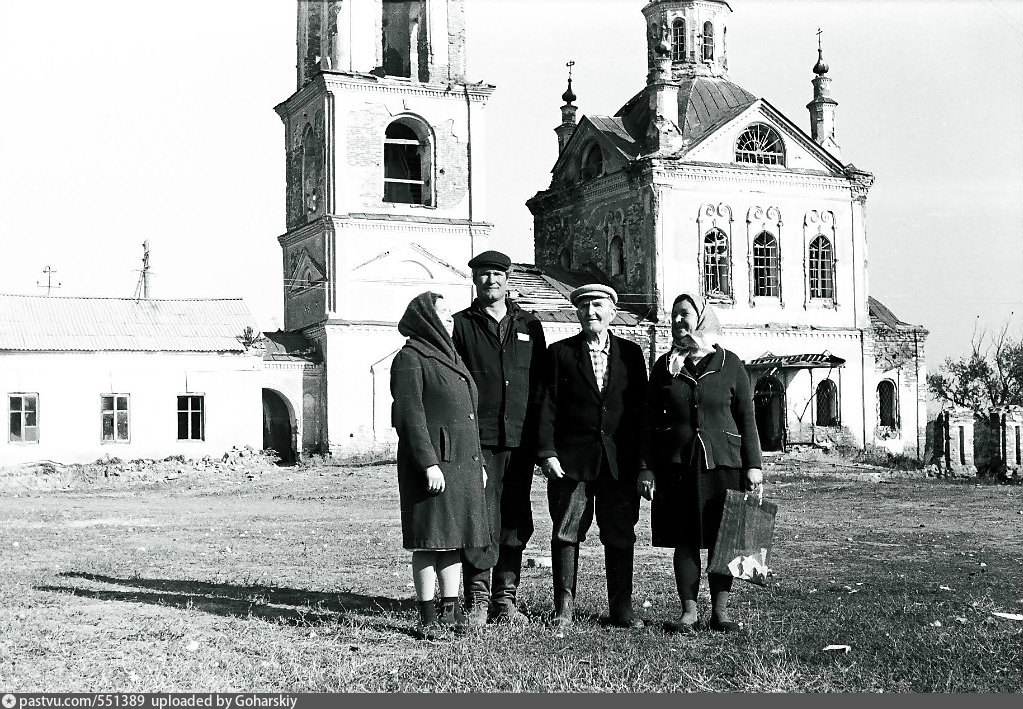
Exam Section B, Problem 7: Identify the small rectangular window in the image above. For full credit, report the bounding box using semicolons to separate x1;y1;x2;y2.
101;394;130;443
9;393;39;443
177;395;205;441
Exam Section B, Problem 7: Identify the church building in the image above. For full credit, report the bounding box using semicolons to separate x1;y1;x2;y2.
271;0;928;460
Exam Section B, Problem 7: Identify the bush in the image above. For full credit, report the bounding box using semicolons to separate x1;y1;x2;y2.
853;446;924;471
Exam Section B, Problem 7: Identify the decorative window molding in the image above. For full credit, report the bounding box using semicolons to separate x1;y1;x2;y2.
671;18;686;61
803;210;837;308
735;123;785;166
383;115;434;207
746;206;783;307
177;395;205;441
8;393;38;443
101;394;130;443
697;202;734;304
702;21;714;61
581;143;604;181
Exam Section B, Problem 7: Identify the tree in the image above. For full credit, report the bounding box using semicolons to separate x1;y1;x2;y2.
927;323;1023;412
237;326;265;349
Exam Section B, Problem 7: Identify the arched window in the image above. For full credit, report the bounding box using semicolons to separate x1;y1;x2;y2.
815;379;839;426
581;143;604;180
559;248;573;270
809;235;835;300
752;231;779;297
702;21;714;61
877;380;899;429
609;236;625;277
384;119;432;206
301;124;321;215
736;124;785;165
702;229;731;299
671;19;686;61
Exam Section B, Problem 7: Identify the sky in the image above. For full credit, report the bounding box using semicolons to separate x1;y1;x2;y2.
0;0;1021;368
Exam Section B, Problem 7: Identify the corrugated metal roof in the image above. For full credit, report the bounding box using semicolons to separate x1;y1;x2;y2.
508;264;646;327
262;330;321;362
0;294;258;352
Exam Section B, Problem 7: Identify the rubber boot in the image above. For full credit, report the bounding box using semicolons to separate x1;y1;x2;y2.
552;542;578;629
605;545;644;629
709;575;738;633
416;600;444;640
437;596;467;635
491;545;528;624
463;564;491;628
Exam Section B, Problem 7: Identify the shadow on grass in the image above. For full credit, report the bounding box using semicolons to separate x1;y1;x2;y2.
38;572;417;634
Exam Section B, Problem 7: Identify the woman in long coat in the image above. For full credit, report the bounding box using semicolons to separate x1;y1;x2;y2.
390;292;493;638
638;292;764;632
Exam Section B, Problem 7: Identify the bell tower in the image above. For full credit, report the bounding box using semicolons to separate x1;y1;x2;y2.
641;0;732;81
274;0;494;454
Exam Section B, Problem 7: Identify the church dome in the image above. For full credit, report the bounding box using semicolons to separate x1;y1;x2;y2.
813;48;829;75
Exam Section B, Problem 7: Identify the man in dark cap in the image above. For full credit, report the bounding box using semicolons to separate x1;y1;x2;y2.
452;249;547;625
536;284;647;630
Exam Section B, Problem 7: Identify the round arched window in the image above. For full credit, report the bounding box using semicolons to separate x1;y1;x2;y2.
735;124;785;165
580;144;604;180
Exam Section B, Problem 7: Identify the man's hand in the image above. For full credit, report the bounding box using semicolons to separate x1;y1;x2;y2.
637;470;656;501
425;465;446;494
745;467;764;502
541;457;566;480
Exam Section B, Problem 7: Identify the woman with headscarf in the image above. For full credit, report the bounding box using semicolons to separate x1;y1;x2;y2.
390;292;493;639
637;292;764;633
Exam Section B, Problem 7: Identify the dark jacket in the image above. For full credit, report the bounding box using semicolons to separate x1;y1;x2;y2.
390;294;493;550
452;297;547;449
641;345;762;473
536;332;648;482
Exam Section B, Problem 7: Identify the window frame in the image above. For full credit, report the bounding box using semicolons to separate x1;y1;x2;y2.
383;117;434;207
735;123;786;166
701;228;732;302
702;21;714;61
177;394;206;442
815;379;840;427
608;236;625;277
671;18;686;61
877;379;899;430
8;393;39;444
580;143;604;181
752;231;780;299
100;394;131;444
808;235;836;301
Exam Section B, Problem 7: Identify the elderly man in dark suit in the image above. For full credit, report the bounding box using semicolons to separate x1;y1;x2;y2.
536;284;648;629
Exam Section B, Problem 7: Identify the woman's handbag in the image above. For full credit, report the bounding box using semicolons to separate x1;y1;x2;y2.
707;489;778;586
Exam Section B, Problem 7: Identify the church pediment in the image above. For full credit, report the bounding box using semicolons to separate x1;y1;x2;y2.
551;116;640;185
349;243;469;286
287;248;326;293
681;99;846;175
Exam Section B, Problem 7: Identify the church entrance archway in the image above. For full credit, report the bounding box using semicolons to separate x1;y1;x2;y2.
262;389;295;465
754;376;786;452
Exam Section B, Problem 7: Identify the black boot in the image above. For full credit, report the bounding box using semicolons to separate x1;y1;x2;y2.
605;545;644;629
437;596;467;634
552;542;578;629
416;600;444;640
492;545;528;624
463;564;491;628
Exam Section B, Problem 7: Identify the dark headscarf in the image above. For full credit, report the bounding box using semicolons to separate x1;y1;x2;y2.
671;291;723;346
398;291;460;364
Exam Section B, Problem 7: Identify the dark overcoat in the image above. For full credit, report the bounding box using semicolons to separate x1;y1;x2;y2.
536;332;648;482
641;344;762;472
390;340;493;551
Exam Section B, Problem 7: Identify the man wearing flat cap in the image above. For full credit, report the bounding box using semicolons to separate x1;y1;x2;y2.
452;250;547;625
536;284;647;629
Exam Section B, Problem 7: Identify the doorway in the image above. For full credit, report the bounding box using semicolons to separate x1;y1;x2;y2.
754;376;786;452
262;389;295;465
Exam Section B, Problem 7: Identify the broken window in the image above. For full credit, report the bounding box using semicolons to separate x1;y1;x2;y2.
382;0;425;79
702;21;714;61
301;123;321;215
736;124;785;166
809;235;835;300
671;19;686;61
177;395;205;441
101;394;130;443
702;229;731;299
752;231;779;298
384;119;432;206
581;144;604;181
609;236;625;277
8;393;38;443
815;379;840;426
302;1;323;85
877;380;898;429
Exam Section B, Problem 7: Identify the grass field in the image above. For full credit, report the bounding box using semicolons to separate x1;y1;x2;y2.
1;457;1020;692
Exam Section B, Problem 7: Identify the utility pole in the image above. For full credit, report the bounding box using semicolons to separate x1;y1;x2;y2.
36;265;61;295
134;241;151;302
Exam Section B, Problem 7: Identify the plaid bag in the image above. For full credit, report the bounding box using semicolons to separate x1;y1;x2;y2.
707;489;778;586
